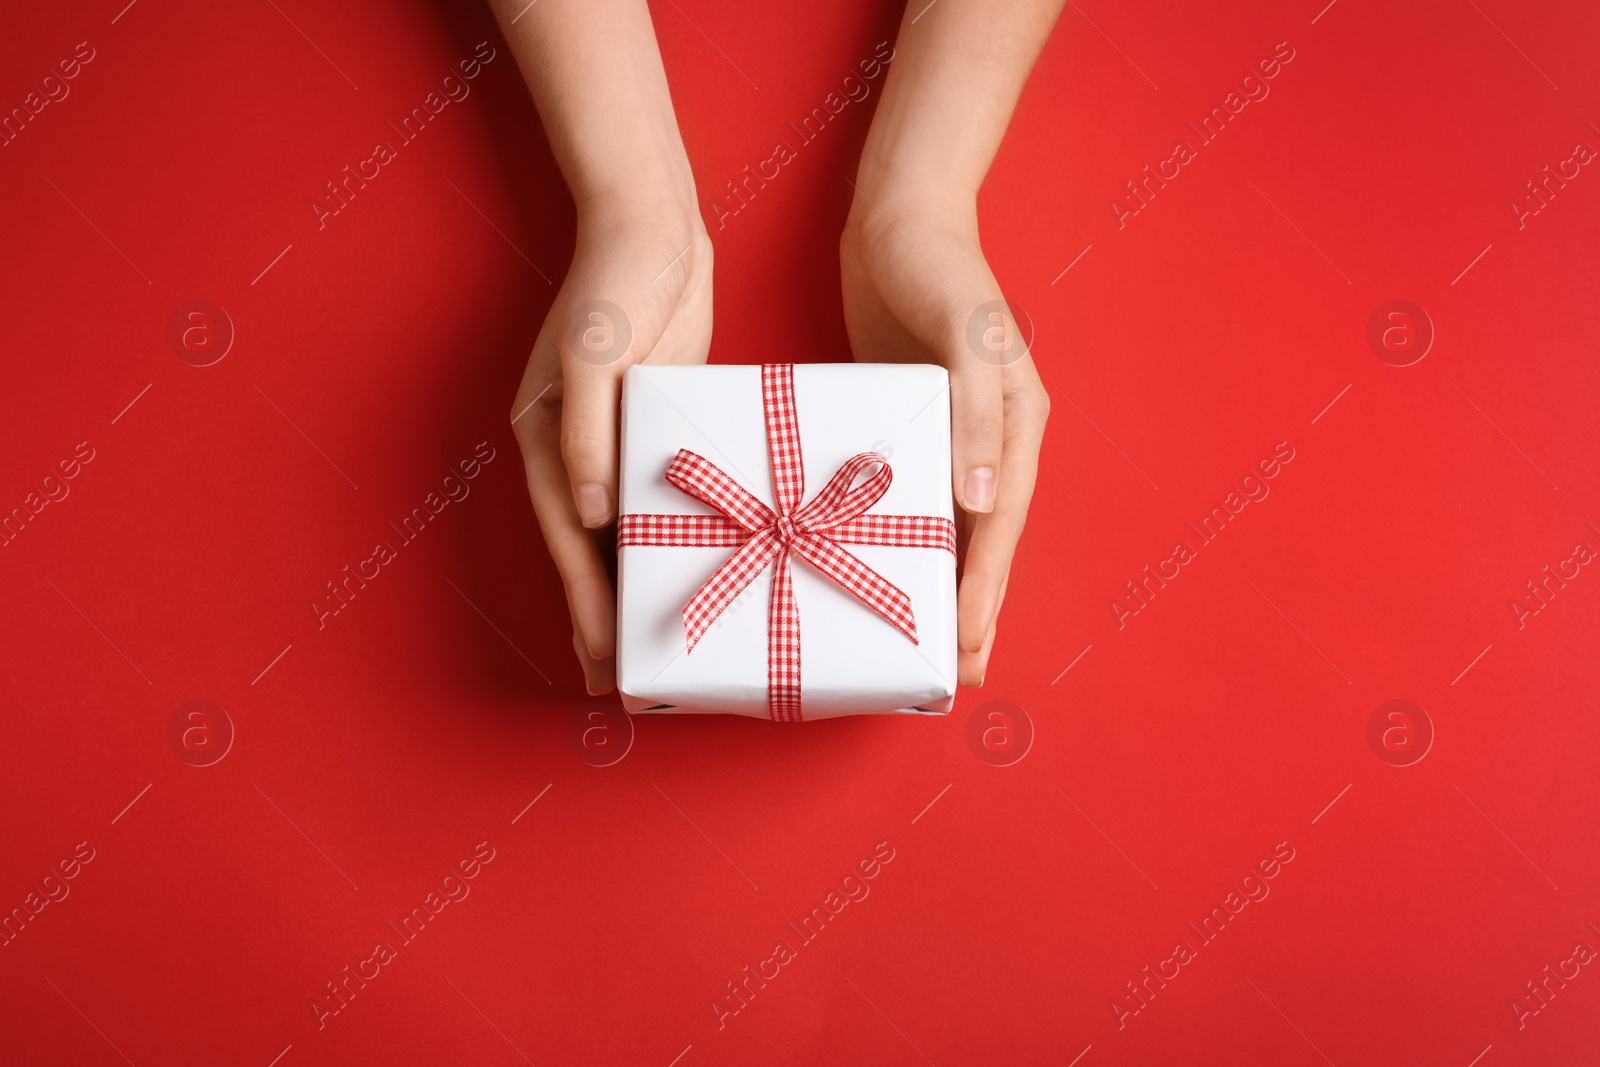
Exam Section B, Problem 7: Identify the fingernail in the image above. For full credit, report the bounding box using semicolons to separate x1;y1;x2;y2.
575;483;611;527
963;467;996;513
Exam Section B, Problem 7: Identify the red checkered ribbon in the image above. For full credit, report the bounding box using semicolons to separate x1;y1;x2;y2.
619;364;956;722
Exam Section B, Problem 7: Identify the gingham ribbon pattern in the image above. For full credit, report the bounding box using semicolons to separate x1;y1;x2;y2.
618;364;956;721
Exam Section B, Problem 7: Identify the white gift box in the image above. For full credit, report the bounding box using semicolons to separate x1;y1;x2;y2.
616;363;958;719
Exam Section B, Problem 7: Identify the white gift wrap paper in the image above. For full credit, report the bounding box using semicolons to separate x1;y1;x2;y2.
616;363;958;719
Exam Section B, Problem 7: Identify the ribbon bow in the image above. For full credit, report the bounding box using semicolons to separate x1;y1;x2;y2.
619;364;956;721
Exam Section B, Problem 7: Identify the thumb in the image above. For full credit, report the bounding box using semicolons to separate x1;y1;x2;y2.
556;271;677;527
554;209;707;526
560;358;623;529
948;298;1022;515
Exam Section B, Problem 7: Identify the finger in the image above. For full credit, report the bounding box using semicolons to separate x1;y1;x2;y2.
518;393;618;661
957;359;1048;654
558;362;622;528
947;352;1005;516
959;570;1006;687
556;234;704;528
573;626;616;696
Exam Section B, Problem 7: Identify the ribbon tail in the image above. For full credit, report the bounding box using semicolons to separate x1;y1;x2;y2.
767;550;802;722
682;528;779;651
789;533;919;644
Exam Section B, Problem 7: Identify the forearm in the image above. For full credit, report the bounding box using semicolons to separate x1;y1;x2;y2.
488;0;695;214
856;0;1065;203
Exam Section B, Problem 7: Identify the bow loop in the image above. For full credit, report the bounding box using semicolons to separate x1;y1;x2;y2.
664;449;774;533
794;451;892;531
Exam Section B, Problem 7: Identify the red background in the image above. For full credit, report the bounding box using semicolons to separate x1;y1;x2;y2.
2;0;1598;1064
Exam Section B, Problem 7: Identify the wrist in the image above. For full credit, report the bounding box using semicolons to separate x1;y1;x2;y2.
574;176;708;267
571;149;699;226
844;164;978;245
851;119;980;228
854;151;980;211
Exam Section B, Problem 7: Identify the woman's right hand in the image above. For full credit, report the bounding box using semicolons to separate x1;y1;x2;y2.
510;195;713;695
